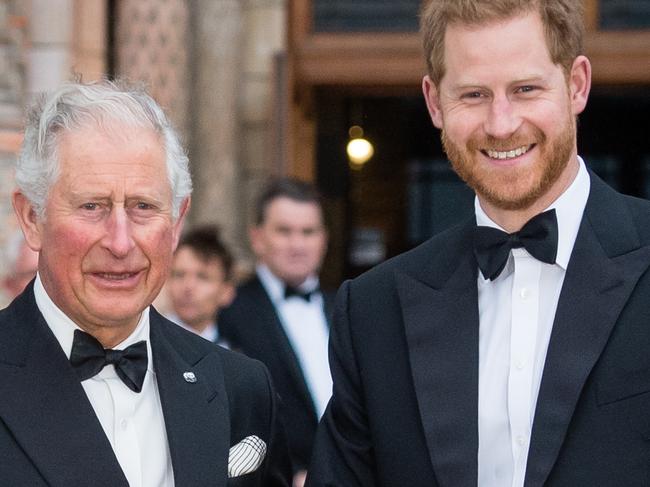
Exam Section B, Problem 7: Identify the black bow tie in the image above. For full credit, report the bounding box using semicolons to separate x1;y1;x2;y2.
284;285;318;302
473;209;558;281
69;329;148;393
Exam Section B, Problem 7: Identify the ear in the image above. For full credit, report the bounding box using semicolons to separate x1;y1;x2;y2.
568;55;591;116
171;197;191;251
422;75;444;129
218;283;236;309
12;191;43;252
248;225;264;257
321;227;329;256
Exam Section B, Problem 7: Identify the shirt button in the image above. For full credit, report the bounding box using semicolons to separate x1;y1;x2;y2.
519;288;530;300
120;419;128;430
517;435;526;446
515;360;525;370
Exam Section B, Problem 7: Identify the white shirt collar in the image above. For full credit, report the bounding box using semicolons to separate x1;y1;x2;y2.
167;313;219;342
475;156;590;271
34;273;154;372
255;263;320;303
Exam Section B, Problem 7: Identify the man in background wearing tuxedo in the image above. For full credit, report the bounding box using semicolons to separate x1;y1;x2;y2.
307;1;650;486
166;225;235;347
0;79;290;486
221;178;333;487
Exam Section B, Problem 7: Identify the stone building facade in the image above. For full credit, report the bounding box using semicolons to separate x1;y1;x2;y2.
0;0;288;287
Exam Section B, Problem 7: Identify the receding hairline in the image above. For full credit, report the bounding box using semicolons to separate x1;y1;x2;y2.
255;178;324;225
258;195;325;227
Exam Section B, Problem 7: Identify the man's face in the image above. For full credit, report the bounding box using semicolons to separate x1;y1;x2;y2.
423;12;590;215
18;125;187;344
168;246;233;331
250;197;327;287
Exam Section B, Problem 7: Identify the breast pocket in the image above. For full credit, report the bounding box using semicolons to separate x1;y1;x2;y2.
227;471;257;487
597;366;650;439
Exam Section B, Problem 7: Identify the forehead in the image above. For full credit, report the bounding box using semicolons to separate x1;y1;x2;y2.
173;246;225;270
55;124;169;191
442;12;553;83
264;197;323;226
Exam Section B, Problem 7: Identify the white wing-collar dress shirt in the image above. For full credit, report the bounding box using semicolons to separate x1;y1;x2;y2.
34;273;175;487
257;264;332;418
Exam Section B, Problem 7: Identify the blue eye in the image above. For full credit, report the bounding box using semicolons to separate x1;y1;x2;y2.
82;203;98;211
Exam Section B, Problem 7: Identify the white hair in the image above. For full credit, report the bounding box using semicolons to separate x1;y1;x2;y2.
16;79;192;219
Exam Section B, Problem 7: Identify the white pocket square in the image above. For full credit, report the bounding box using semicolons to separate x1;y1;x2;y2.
228;435;267;478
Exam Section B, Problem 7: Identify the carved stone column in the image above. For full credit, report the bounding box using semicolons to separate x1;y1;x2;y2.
187;0;244;253
115;0;190;138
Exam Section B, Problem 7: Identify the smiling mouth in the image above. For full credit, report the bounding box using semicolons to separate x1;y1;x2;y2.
94;272;139;280
482;144;534;161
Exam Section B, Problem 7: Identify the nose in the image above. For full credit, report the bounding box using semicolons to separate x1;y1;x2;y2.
181;276;195;295
102;206;136;258
483;94;521;139
288;232;307;251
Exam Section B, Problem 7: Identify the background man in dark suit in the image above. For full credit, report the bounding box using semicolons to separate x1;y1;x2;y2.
1;79;290;486
220;178;332;487
307;1;650;486
166;225;235;346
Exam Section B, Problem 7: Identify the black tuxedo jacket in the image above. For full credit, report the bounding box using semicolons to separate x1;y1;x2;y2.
307;172;650;487
0;284;291;486
220;275;334;471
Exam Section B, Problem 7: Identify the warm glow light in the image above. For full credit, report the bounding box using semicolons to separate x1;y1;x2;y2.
347;137;374;167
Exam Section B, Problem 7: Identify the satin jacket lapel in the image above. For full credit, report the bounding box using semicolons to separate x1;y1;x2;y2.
525;174;650;487
150;309;230;487
398;220;479;487
250;278;315;415
0;288;128;487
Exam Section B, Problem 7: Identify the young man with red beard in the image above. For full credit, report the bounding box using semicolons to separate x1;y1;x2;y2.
306;1;650;486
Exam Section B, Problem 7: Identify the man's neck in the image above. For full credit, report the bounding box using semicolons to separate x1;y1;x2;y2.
186;319;212;334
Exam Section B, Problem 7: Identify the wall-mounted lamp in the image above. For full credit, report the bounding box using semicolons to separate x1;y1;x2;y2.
347;125;374;170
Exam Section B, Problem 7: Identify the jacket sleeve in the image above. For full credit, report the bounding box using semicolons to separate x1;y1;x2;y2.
261;364;294;487
305;280;378;487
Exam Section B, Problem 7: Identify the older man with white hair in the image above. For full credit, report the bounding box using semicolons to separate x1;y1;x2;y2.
0;79;291;487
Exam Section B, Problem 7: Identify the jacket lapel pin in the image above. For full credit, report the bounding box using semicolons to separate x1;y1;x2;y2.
183;371;197;383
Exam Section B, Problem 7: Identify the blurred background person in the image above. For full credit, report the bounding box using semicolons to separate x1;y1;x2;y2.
166;225;235;347
1;229;39;304
220;178;333;487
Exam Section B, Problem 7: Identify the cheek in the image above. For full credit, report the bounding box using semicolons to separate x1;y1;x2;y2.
268;238;287;256
45;223;96;263
167;279;182;295
141;226;175;258
203;284;221;302
444;109;482;140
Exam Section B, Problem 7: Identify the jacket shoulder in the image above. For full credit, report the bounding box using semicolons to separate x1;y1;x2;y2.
620;193;650;243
